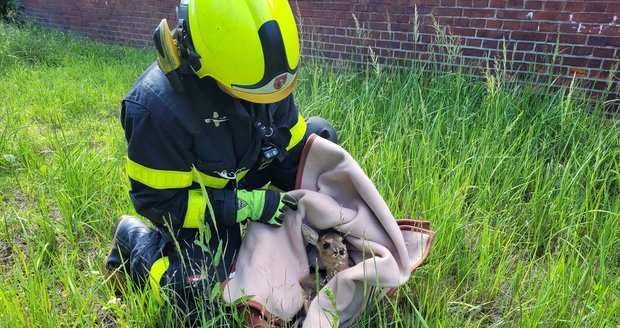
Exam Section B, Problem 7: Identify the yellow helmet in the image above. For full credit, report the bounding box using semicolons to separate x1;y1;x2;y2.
179;0;300;103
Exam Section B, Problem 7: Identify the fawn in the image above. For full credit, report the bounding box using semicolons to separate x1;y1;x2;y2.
299;225;350;313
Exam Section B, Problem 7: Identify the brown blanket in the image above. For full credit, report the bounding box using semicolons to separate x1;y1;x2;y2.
222;134;435;327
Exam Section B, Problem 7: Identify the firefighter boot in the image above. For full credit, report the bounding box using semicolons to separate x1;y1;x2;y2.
104;215;153;294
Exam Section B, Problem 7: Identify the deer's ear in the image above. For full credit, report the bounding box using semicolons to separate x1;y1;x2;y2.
301;224;319;245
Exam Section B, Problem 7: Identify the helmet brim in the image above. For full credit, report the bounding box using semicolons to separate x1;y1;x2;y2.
222;75;298;104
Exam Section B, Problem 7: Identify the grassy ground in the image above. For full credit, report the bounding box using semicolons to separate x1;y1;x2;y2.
0;23;619;327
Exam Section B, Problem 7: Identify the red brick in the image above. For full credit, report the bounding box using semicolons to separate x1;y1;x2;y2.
420;33;434;43
601;59;619;70
536;11;564;22
376;40;401;49
415;4;433;15
486;19;502;28
470;19;487;28
512;30;547;41
589;36;620;47
477;28;510;38
524;1;544;10
463;8;497;18
393;32;409;41
437;16;455;26
432;7;463;17
386;22;408;33
608;2;620;12
573;13;617;24
593;47;616;58
401;41;414;51
599;25;620;37
581;24;607;35
483;39;500;48
563;1;586;12
510;51;525;61
521;21;539;31
559;23;580;34
555;33;588;44
465;37;483;47
391;14;411;24
453;17;471;27
329;35;350;44
418;24;435;34
497;9;529;20
523;52;544;63
506;0;525;9
566;57;602;68
456;0;473;7
567;67;588;78
463;47;485;56
539;22;560;32
571;46;593;56
503;20;521;29
587;69;609;79
585;1;610;13
516;41;534;51
544;1;564;11
452;27;477;36
418;15;435;26
489;0;506;7
473;0;490;7
558;45;574;54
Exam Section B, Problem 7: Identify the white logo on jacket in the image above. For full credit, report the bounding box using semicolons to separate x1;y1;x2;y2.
204;112;228;127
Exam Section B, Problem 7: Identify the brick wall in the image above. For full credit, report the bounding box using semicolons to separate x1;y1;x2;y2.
21;0;620;105
21;0;178;44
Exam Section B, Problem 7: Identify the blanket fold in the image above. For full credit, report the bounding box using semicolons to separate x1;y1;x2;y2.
222;135;435;327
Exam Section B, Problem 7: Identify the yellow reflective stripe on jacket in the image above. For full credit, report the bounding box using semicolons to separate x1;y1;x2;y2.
286;114;307;151
127;158;250;190
126;158;193;189
183;189;206;228
149;256;170;304
192;169;249;189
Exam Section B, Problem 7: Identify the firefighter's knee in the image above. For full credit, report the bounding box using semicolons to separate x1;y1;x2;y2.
305;116;338;145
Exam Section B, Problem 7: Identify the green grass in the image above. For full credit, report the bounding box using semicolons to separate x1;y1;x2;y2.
1;22;619;327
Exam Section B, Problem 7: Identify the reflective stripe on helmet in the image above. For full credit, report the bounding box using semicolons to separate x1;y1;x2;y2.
230;21;296;92
224;75;298;104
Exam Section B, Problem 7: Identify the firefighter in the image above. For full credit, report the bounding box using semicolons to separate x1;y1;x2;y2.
104;0;338;320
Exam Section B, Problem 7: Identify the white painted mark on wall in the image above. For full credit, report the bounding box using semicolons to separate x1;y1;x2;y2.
599;15;618;34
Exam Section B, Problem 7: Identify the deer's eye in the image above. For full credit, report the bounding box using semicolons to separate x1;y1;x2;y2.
322;242;330;250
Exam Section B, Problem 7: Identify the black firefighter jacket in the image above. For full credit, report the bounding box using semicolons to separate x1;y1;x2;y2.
121;64;307;232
